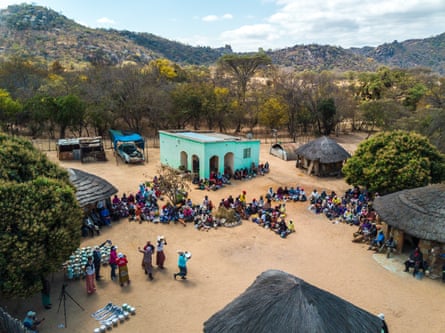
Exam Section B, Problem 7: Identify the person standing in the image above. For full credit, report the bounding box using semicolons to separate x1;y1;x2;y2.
174;251;191;280
93;240;111;281
141;240;155;268
138;242;154;280
84;256;96;294
156;236;167;269
109;245;118;281
116;253;131;287
41;277;51;309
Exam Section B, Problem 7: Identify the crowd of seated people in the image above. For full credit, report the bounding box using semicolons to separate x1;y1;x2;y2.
110;179;163;223
306;186;378;226
81;200;114;237
232;162;270;180
193;171;231;191
192;162;270;190
265;186;307;202
237;192;295;238
251;209;295;238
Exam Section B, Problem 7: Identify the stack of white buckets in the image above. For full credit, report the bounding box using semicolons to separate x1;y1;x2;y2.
93;303;136;332
64;244;112;280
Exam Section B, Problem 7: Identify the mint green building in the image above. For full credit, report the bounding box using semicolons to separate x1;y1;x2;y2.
159;130;260;180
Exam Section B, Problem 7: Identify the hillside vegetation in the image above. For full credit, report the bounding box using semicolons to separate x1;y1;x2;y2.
0;4;444;74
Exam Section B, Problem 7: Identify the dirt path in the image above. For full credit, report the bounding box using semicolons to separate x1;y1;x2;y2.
2;132;444;333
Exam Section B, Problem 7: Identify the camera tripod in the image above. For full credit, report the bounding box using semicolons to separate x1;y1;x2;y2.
57;283;84;328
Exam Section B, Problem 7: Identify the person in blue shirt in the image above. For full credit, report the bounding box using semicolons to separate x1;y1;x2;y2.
23;311;43;332
368;229;385;251
174;251;191;280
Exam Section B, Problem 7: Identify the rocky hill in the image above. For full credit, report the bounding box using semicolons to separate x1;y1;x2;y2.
349;34;445;75
0;4;444;74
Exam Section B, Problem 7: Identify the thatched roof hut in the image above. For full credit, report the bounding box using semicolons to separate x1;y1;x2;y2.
68;168;118;208
295;136;351;176
204;270;383;333
373;183;445;243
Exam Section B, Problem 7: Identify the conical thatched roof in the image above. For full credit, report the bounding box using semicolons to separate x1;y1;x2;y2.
373;183;445;242
295;136;351;163
204;270;383;333
68;168;118;208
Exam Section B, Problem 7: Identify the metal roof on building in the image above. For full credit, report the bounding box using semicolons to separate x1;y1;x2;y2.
159;130;257;143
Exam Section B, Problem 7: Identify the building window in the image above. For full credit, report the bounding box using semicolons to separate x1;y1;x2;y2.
243;148;251;159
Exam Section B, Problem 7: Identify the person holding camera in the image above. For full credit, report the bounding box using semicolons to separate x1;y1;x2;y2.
23;311;44;333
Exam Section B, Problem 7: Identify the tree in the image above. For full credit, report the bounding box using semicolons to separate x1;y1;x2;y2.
273;71;306;141
0;89;22;134
0;133;68;182
212;86;231;132
0;55;48;101
258;96;289;132
0;134;83;297
316;98;336;135
55;94;86;138
342;131;445;195
155;166;190;207
170;82;205;129
23;95;57;138
217;53;271;132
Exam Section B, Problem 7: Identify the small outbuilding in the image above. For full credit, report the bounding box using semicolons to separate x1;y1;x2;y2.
295;136;351;176
269;143;299;160
57;137;106;163
204;269;384;333
373;183;445;278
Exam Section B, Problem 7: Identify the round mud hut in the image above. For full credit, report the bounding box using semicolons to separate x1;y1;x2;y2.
373;183;445;279
68;168;118;208
204;269;384;333
295;136;351;177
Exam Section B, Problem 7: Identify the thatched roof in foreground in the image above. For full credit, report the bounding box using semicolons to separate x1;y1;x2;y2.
373;183;445;243
68;168;118;208
295;136;351;163
204;270;382;333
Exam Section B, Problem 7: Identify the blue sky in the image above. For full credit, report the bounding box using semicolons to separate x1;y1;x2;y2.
1;0;444;52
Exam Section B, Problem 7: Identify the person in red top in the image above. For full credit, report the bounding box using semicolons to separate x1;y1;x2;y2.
109;246;118;281
116;253;130;287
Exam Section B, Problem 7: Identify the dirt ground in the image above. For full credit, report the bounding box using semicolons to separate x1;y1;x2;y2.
2;132;445;333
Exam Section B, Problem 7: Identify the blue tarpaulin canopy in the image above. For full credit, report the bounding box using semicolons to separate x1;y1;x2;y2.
109;129;145;150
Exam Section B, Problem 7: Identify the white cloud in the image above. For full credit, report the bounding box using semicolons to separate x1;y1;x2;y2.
97;17;116;26
202;15;218;22
202;13;233;22
220;24;281;51
266;0;445;48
